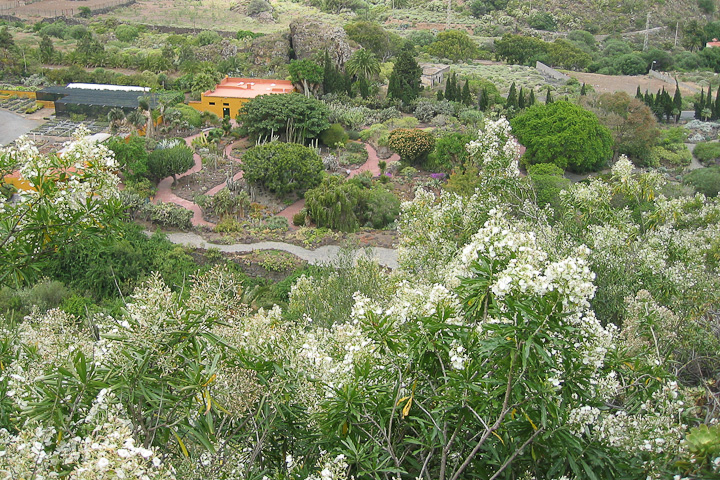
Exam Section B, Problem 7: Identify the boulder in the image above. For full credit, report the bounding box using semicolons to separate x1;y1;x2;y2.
289;19;353;67
249;32;291;67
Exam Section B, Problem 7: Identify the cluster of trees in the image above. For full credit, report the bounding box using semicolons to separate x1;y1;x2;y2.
494;34;592;70
636;84;683;123
692;83;720;121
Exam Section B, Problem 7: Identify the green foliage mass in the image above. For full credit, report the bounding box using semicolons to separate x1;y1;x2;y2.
511;101;613;173
426;29;479;63
47;223;199;298
320;123;349;147
693;141;720;166
238;93;330;142
146;143;194;183
241;142;324;196
684;166;720;197
106;135;149;180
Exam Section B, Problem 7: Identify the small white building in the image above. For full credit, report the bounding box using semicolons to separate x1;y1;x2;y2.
420;63;451;88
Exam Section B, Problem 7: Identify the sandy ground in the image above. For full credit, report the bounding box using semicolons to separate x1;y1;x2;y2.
0;110;45;146
568;72;700;97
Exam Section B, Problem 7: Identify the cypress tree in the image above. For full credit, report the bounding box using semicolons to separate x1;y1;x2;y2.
478;87;489;111
461;80;472;106
528;88;536;106
445;72;457;102
644;90;653;107
437;90;444;101
506;82;517;108
387;43;422;104
662;88;673;122
713;86;720;121
695;89;704;120
673;81;682;123
518;86;525;109
580;83;587;96
545;86;553;104
706;85;714;113
322;50;343;95
636;85;643;100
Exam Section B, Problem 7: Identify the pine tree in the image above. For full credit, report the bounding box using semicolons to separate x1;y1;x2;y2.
387;43;422;104
528;88;536;106
580;83;587;96
518;86;525;109
506;82;517;108
461;80;472;106
545;86;553;104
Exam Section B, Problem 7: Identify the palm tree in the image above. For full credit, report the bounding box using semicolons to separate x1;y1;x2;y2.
107;108;125;133
345;48;380;83
137;97;154;139
126;110;146;132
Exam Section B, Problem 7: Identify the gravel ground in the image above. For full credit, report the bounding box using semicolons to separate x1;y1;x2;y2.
162;231;399;269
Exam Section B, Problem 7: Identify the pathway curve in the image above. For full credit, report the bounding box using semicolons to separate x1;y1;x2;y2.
153;132;214;227
163;231;398;269
154;133;399;230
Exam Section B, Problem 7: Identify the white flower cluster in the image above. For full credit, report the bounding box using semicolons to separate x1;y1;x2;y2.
446;210;596;311
6;126;120;213
466;117;521;177
568;380;688;470
0;396;173;480
397;188;494;282
303;453;349;480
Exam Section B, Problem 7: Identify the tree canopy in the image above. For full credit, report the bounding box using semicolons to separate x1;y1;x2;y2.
387;44;422;104
237;93;330;142
241;142;324;196
511;100;613;172
426;30;480;63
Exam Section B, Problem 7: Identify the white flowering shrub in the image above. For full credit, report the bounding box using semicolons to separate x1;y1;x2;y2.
2;117;718;480
0;127;124;286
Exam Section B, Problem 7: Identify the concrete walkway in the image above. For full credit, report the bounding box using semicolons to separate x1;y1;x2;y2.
0;110;44;146
163;231;398;269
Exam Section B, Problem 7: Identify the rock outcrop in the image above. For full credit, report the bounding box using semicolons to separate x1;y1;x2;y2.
289;19;353;67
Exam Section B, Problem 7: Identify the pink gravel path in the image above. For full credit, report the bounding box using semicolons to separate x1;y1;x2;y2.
153;136;393;229
348;144;399;178
152;133;213;227
205;140;245;196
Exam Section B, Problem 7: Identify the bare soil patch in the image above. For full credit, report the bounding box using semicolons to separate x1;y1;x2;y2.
568;72;700;97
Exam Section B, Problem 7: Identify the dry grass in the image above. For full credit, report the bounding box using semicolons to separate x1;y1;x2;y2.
102;0;352;34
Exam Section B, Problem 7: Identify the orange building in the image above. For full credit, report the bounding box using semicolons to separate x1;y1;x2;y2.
189;77;295;119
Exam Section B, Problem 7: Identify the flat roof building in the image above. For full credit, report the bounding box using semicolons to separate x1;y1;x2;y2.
36;83;155;119
189;77;295;118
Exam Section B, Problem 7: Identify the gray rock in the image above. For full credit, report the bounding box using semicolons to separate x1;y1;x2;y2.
289;19;353;67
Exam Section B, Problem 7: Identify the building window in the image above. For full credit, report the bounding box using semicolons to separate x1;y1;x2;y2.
223;102;229;106
209;102;215;105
